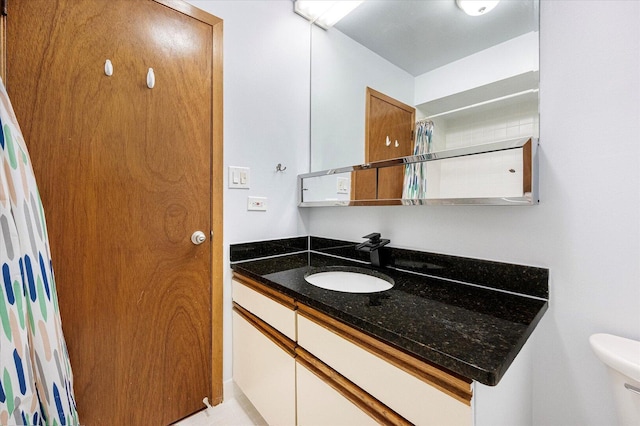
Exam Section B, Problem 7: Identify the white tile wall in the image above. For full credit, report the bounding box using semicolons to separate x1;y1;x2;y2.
436;101;539;150
426;149;526;199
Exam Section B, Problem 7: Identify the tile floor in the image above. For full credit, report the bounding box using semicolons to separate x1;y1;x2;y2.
175;384;266;426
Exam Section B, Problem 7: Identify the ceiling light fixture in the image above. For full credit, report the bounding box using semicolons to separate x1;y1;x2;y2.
456;0;500;16
294;0;364;30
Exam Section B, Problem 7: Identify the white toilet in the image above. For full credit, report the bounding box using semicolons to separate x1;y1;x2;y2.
589;333;640;425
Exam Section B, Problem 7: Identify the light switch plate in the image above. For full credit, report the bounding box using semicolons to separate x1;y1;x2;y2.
247;196;267;211
229;166;250;189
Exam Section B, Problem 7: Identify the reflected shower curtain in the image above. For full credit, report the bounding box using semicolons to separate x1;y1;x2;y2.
402;120;433;200
0;79;78;425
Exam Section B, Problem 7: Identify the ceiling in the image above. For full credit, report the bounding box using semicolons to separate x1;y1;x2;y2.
333;0;539;76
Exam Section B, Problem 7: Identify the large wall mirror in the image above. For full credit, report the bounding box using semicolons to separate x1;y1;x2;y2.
301;0;540;206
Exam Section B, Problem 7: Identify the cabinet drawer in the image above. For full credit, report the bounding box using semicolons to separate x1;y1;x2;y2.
232;276;296;340
232;310;296;426
297;312;472;426
296;361;378;426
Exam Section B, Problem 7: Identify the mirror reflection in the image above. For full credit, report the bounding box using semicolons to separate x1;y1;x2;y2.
310;0;539;175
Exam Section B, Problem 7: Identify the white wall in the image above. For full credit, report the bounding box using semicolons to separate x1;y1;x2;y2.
187;0;311;382
309;1;640;425
414;31;539;106
191;1;640;424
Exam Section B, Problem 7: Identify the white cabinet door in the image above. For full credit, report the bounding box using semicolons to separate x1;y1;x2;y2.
297;314;472;426
296;362;378;426
232;310;296;426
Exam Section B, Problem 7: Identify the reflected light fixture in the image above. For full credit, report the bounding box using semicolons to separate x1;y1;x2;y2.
456;0;500;16
294;0;364;30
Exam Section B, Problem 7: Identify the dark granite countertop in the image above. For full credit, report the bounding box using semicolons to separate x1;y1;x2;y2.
231;244;548;386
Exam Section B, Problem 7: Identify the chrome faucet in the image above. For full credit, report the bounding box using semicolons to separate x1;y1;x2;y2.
355;233;390;267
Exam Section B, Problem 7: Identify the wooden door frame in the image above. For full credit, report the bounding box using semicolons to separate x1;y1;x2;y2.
154;0;224;405
0;0;224;406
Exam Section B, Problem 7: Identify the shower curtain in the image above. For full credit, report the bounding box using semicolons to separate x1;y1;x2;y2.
0;79;78;425
402;120;433;200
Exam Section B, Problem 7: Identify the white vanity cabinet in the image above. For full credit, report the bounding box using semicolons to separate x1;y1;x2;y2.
296;306;472;426
232;275;297;426
232;273;474;425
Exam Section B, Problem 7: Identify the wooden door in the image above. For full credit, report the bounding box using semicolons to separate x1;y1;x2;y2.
5;0;223;424
353;88;414;200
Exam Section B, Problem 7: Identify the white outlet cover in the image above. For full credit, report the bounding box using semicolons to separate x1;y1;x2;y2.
247;196;267;211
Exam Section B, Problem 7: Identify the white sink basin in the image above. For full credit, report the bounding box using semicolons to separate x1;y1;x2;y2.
304;268;394;293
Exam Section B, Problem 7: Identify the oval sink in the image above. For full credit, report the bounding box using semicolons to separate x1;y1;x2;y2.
304;267;394;293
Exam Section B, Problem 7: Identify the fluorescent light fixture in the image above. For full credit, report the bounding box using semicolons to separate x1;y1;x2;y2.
294;0;364;29
456;0;500;16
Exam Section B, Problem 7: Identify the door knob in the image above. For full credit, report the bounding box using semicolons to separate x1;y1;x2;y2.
191;231;207;245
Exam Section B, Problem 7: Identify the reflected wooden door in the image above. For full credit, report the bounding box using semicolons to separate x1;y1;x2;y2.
6;0;223;424
362;88;414;200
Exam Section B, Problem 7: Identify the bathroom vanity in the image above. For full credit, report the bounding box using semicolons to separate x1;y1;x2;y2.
230;237;548;425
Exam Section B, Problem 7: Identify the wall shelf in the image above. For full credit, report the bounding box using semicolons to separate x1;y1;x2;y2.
298;137;539;207
417;72;539;121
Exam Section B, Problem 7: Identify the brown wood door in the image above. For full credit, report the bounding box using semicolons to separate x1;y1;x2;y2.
6;0;223;424
358;88;414;200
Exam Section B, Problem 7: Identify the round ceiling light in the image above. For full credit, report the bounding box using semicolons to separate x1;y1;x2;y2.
456;0;500;16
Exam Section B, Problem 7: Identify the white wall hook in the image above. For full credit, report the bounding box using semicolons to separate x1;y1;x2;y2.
104;59;113;76
395;140;399;148
147;68;155;89
385;136;391;146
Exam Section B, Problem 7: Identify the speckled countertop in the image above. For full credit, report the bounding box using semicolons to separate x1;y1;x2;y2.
231;239;548;386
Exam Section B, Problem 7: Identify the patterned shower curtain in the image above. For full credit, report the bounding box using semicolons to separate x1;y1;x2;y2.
402;120;433;200
0;79;78;425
